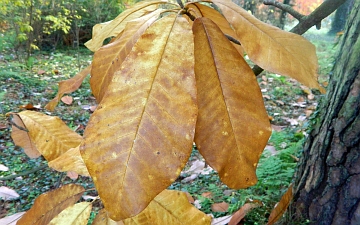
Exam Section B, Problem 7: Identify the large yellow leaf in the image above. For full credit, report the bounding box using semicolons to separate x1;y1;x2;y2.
48;146;90;176
193;17;271;188
10;111;82;161
213;0;321;89
91;9;164;102
85;0;169;51
10;114;40;158
49;202;92;225
81;15;197;221
93;190;211;225
45;65;91;111
17;184;85;225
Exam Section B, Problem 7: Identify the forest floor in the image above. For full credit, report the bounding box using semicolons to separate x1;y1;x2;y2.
0;29;338;224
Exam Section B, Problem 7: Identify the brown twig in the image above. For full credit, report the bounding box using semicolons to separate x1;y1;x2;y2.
263;0;304;21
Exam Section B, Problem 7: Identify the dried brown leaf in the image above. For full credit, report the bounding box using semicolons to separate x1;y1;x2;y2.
17;184;85;225
123;190;211;224
213;0;322;90
211;202;229;212
229;201;262;225
85;1;167;51
45;65;91;111
267;184;293;225
10;114;40;158
0;212;26;225
10;111;82;161
193;17;271;188
49;202;92;225
0;186;20;200
61;95;73;105
90;9;163;102
48;146;90;176
81;15;197;221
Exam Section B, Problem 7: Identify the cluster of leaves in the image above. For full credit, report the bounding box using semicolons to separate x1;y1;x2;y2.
1;0;323;224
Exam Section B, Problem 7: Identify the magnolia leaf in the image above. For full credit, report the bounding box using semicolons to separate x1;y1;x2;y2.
91;9;164;102
0;212;26;225
0;186;20;200
267;184;293;225
193;17;271;188
94;190;211;225
213;0;322;90
185;2;244;55
48;146;90;176
124;190;211;224
45;65;91;111
81;15;197;221
91;209;123;225
10;111;82;161
49;202;92;225
85;0;168;51
17;184;85;225
10;114;40;158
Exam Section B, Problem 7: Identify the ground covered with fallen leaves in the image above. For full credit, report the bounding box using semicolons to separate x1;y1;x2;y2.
0;29;338;224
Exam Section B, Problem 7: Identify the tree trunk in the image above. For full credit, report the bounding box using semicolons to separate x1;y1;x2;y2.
292;1;360;224
328;0;353;35
279;0;290;29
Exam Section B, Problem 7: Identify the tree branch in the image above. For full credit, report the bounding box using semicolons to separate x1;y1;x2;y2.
263;0;304;21
290;0;347;35
252;0;347;76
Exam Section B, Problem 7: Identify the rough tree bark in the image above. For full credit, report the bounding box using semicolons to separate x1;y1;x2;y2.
292;1;360;224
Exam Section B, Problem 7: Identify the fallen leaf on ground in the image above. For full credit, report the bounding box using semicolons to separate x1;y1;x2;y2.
67;171;79;180
19;103;41;110
265;145;277;155
61;96;73;105
267;184;293;225
229;201;263;225
211;215;232;225
0;164;9;171
297;96;305;102
82;195;98;201
185;192;195;203
202;192;213;199
305;110;313;117
271;125;285;131
182;160;205;175
37;70;46;75
0;186;20;200
0;212;26;225
211;202;229;212
307;93;315;100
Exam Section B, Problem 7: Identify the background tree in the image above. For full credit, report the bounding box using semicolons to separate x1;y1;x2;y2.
328;0;353;35
292;1;360;224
